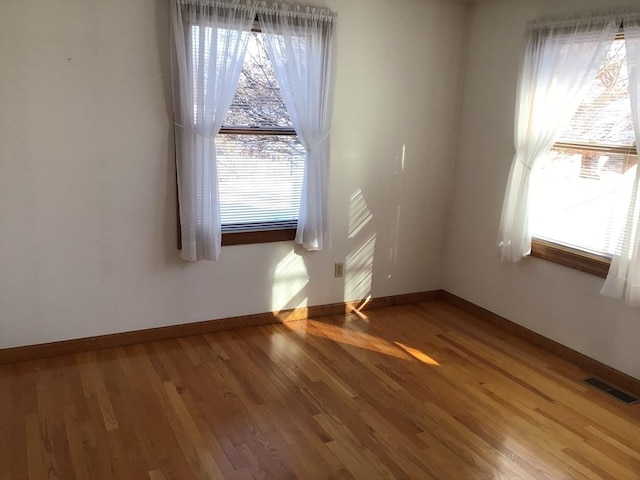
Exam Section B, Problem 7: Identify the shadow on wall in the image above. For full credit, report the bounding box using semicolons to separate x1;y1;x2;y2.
154;0;184;269
344;143;408;305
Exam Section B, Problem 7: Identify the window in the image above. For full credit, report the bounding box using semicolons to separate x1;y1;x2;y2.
188;25;304;246
172;1;335;260
217;29;305;245
529;37;638;276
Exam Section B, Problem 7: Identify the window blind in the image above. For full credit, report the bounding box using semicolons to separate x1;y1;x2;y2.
217;134;304;231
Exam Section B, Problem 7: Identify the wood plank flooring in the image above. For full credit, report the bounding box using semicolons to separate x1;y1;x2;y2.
1;300;639;479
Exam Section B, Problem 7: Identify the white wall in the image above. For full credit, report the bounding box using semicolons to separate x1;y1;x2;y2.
444;0;640;379
0;0;468;348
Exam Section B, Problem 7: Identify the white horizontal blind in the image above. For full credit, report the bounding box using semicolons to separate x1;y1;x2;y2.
530;38;638;256
217;31;304;232
217;134;304;229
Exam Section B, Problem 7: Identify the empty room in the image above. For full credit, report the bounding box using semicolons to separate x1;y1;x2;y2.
0;0;639;478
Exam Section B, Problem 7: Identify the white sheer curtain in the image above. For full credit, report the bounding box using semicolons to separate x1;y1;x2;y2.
601;15;640;306
170;0;256;261
498;14;620;262
257;4;336;251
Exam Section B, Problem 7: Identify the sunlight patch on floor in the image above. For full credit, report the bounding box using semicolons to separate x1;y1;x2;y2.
394;341;441;366
286;320;407;359
284;320;442;367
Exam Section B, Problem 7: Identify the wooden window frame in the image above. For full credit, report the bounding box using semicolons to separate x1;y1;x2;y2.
530;237;611;278
176;27;301;250
217;127;300;247
528;31;637;277
222;226;296;246
176;128;300;249
216;26;300;247
530;142;636;277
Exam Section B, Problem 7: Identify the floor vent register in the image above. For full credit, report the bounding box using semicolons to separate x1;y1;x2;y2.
583;377;639;405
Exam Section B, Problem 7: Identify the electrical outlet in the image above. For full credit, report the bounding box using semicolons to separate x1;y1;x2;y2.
334;262;344;278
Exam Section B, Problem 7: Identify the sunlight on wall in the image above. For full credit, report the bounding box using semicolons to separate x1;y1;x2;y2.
345;189;376;302
390;144;406;267
348;188;373;239
271;250;309;312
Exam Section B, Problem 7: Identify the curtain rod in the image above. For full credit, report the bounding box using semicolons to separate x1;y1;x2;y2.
528;6;640;29
176;0;336;21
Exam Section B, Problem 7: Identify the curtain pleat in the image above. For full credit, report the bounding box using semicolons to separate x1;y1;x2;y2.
601;17;640;306
171;0;256;261
257;4;336;251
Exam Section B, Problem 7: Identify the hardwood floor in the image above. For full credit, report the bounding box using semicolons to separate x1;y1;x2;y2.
1;300;638;479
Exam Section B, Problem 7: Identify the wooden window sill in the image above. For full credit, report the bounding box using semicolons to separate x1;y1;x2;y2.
530;238;611;278
176;222;296;249
221;228;296;246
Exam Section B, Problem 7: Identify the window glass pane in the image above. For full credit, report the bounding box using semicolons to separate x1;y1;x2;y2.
224;32;292;128
530;148;638;256
217;134;305;228
558;39;634;146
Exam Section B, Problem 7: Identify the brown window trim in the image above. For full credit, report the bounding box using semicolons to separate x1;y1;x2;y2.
176;221;297;249
554;141;637;157
529;137;636;276
219;126;297;136
222;227;296;246
175;26;301;250
216;125;299;246
530;238;611;278
176;128;300;249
